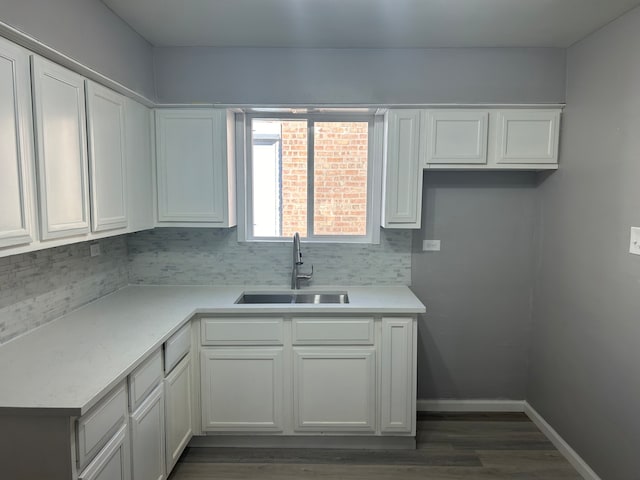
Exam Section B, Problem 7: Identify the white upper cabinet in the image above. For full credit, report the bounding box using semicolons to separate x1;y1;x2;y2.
32;56;91;240
494;109;560;165
382;109;423;229
86;81;128;232
424;110;488;165
155;109;236;227
0;38;36;249
124;98;154;233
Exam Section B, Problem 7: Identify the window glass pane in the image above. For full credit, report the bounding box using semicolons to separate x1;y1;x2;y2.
313;122;368;236
251;119;307;238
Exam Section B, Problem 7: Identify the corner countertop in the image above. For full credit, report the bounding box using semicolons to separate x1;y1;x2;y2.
0;285;424;416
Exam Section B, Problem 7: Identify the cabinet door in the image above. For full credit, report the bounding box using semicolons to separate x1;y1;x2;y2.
424;110;488;165
32;56;90;240
124;98;154;233
0;38;36;249
86;81;128;232
130;385;165;480
155;109;228;224
382;110;423;228
78;424;131;480
495;109;560;165
380;318;414;434
164;354;192;476
293;348;376;432
200;348;283;432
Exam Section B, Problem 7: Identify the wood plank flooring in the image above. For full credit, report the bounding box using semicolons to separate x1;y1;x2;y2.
168;413;582;479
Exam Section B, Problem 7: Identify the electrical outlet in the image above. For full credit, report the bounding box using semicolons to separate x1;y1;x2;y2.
90;243;101;257
423;240;441;251
630;227;640;256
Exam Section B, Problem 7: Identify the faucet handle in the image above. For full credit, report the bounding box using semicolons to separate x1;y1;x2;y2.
298;264;313;280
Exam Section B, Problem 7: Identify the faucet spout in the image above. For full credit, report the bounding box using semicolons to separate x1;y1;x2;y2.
291;232;313;289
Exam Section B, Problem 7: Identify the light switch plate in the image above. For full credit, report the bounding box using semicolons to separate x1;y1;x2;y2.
630;227;640;256
90;243;101;257
423;240;441;251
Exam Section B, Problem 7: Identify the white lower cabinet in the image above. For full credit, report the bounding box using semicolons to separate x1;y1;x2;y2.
164;353;193;475
78;424;131;480
130;385;165;480
293;348;376;432
380;318;414;433
198;315;417;440
200;348;284;432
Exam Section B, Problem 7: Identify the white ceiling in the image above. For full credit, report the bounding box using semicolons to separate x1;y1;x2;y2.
101;0;640;48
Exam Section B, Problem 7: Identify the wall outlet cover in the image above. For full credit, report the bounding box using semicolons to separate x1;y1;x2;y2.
423;240;441;251
630;227;640;256
90;243;101;257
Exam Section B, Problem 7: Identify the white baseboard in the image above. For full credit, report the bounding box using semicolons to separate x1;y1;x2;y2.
524;402;601;480
417;399;525;412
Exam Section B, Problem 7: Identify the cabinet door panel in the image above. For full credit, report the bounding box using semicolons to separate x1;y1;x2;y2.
164;354;193;475
383;110;422;228
156;109;223;222
130;385;165;480
0;38;35;248
495;110;560;164
86;81;127;232
293;348;376;432
201;348;283;432
425;110;488;164
381;318;414;433
32;56;90;239
78;424;131;480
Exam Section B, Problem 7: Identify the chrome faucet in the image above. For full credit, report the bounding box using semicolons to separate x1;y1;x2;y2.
291;232;313;289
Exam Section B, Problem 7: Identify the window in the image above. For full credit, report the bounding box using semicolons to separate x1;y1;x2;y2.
241;113;381;243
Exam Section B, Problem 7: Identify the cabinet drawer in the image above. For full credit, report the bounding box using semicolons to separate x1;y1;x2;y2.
292;318;375;345
76;382;128;470
201;318;284;345
165;322;191;374
128;349;163;412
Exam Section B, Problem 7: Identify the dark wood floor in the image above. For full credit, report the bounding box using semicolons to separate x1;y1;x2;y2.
168;413;582;479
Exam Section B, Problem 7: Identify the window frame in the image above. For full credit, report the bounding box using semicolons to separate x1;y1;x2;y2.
238;112;383;244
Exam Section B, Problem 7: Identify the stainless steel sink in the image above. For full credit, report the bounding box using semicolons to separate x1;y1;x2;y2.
294;293;349;304
235;292;349;304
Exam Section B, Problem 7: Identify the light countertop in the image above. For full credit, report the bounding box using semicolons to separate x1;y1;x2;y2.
0;285;425;416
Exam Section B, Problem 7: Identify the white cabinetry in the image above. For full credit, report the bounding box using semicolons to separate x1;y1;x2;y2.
201;348;284;432
293;348;375;432
0;37;36;249
130;385;165;480
494;109;560;165
164;354;193;475
382;110;423;229
78;424;131;480
32;56;90;240
424;110;488;165
155;109;236;227
86;81;128;232
380;318;414;434
424;108;561;170
124;98;154;233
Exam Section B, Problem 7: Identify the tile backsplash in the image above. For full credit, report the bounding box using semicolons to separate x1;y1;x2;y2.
128;228;412;286
0;237;128;345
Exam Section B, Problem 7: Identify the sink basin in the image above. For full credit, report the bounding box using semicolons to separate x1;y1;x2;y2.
294;293;349;304
235;292;349;304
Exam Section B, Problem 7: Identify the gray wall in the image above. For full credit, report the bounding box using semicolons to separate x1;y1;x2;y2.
0;237;128;345
128;228;411;287
0;0;155;99
412;172;538;400
153;47;566;105
527;7;640;480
